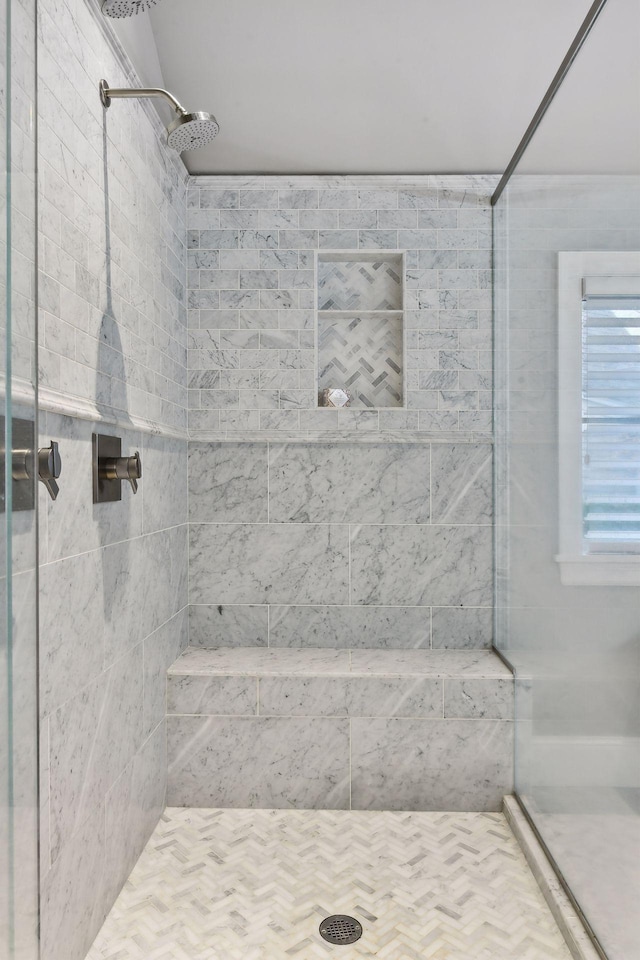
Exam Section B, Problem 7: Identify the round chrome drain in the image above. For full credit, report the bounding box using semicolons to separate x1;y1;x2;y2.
319;915;363;945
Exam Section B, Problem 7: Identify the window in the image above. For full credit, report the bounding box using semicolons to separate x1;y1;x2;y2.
557;252;640;585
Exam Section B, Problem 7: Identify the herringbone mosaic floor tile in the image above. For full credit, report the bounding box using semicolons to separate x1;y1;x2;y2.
86;808;572;960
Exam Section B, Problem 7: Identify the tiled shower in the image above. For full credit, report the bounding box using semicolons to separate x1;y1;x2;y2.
1;0;638;959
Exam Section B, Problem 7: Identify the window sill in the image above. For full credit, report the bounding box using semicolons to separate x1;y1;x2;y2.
554;554;640;586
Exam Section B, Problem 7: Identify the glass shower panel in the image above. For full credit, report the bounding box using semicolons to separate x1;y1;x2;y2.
493;2;640;958
0;0;39;955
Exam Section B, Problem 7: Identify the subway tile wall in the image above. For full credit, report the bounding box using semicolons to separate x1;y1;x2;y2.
38;0;188;434
186;176;495;440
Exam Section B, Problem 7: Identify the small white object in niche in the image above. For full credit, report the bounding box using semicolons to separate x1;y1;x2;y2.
320;387;351;408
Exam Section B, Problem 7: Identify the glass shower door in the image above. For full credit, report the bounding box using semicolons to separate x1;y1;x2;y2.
492;1;640;956
1;0;39;955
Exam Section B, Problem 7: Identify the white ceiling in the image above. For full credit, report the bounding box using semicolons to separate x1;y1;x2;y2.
116;0;640;176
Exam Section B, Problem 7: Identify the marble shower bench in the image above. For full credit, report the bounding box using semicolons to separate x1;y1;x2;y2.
166;647;514;811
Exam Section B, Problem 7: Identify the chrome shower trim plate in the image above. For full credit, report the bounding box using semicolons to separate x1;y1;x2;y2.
99;79;111;109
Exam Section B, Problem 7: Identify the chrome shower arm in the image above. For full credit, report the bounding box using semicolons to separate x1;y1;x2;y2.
98;78;220;151
99;80;187;115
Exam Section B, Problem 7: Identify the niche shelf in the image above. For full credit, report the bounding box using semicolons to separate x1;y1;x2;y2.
317;252;404;409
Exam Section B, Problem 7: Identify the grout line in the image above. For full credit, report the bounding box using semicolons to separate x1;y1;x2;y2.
42;520;188;568
428;442;432;523
45;716;52;875
266;440;270;524
349;717;352;812
348;524;352;606
189;520;493;526
167;711;511;721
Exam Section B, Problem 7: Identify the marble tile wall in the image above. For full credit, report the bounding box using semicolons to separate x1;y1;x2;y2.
186;175;494;440
188;440;493;649
32;59;501;959
38;418;188;960
35;2;189;960
38;0;188;434
165;648;514;811
166;715;511;812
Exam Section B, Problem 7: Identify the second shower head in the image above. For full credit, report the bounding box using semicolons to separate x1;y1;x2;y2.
99;80;219;152
102;0;160;17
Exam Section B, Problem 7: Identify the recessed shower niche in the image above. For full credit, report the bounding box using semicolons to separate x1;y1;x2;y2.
317;252;404;408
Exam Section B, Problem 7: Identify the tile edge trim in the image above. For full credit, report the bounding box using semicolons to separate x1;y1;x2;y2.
503;795;604;960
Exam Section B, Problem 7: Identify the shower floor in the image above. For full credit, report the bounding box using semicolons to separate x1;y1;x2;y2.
85;807;572;960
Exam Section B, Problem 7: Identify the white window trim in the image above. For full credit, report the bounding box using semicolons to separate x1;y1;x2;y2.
556;251;640;586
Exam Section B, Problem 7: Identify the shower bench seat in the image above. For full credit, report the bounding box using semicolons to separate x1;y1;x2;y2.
165;647;514;811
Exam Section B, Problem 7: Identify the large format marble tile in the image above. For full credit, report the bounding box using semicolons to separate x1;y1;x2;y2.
431;605;493;649
258;676;442;718
170;646;351;676
351;718;514;810
143;609;189;739
39;550;105;718
10;572;38;808
349;649;511;678
6;575;39;958
268;604;431;648
158;524;189;626
103;724;166;910
430;443;493;524
268;443;430;523
12;491;37;573
40;806;108;960
168;675;258;715
101;536;148;667
189;603;268;647
444;679;514;719
350;524;492;606
142;435;187;534
167;716;350;808
101;526;187;668
188;442;268;522
189;523;349;605
48;645;144;861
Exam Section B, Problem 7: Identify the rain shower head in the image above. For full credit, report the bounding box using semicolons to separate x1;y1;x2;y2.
99;80;220;152
102;0;160;18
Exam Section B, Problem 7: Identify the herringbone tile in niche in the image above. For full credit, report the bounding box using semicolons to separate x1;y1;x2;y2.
86;807;572;960
318;259;402;311
318;315;403;408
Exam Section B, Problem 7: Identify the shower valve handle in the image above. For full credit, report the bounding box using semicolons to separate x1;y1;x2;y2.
103;451;142;494
38;441;62;501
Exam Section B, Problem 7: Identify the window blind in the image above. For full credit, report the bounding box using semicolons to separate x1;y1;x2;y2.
582;288;640;552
